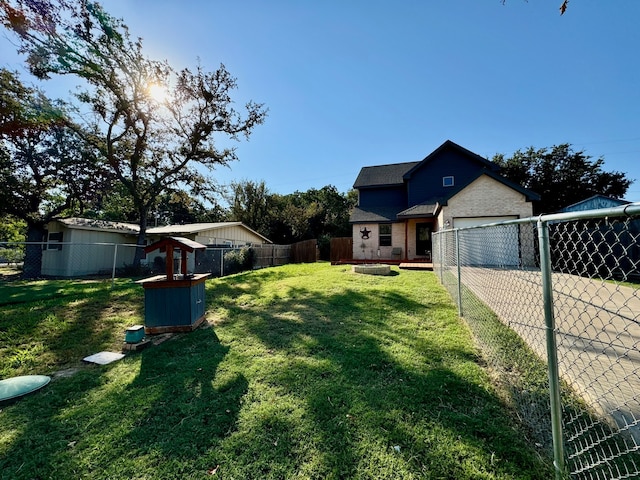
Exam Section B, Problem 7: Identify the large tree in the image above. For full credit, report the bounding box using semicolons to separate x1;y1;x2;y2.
492;144;632;214
0;68;106;277
1;0;266;267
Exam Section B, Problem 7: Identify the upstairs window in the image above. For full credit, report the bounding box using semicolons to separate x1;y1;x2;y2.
443;176;454;187
379;223;392;246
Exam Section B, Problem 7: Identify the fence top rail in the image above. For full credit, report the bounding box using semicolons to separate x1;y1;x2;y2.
435;201;640;233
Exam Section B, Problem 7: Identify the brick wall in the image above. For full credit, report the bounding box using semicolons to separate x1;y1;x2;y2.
443;174;533;224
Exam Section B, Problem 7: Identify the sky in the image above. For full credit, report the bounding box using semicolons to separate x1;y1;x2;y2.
2;0;640;203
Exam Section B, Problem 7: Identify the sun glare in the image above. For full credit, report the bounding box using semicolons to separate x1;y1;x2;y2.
147;83;168;102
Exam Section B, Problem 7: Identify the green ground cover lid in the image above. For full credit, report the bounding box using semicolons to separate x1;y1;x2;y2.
0;375;50;402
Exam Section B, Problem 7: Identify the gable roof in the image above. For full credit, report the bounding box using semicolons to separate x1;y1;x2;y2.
466;170;540;203
352;140;502;190
560;194;630;213
148;222;272;244
402;140;500;181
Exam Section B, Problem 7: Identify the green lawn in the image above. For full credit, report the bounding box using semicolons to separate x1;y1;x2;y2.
0;263;552;479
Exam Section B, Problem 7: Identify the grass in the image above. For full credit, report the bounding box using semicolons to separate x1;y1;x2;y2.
0;263;553;479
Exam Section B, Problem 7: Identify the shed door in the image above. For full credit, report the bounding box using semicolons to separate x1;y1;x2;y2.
453;216;519;266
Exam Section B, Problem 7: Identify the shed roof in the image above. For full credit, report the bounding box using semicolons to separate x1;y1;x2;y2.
56;218;139;235
560;195;630;212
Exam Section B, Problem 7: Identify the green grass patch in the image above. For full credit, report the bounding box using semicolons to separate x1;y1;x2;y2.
0;263;552;479
0;278;141;378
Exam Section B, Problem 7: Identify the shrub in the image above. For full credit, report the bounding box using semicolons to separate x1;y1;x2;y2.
223;247;256;275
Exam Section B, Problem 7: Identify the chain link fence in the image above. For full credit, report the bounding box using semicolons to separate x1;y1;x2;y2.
433;204;640;480
0;242;293;281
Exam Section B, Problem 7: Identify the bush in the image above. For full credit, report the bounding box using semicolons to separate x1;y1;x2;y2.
223;247;256;275
0;247;25;266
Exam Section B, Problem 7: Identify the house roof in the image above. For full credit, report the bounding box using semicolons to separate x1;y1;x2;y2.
147;222;272;244
474;170;540;203
403;140;500;181
353;140;503;190
397;203;441;219
54;218;272;243
350;206;403;223
353;161;419;189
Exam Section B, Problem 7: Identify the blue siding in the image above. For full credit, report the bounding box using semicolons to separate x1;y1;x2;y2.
359;186;406;208
406;150;487;206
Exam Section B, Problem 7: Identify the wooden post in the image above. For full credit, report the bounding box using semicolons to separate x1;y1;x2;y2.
181;249;188;275
166;245;174;280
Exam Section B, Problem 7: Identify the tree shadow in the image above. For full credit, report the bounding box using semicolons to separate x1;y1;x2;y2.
0;280;144;376
204;271;553;478
0;326;247;478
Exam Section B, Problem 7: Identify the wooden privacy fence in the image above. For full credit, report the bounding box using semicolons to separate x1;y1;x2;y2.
291;239;318;263
253;240;317;267
330;237;353;263
253;244;292;268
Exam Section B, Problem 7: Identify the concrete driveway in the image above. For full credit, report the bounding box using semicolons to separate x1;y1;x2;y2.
458;266;640;439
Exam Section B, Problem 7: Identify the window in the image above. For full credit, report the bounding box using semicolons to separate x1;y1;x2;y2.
48;232;63;250
379;223;392;246
443;176;454;187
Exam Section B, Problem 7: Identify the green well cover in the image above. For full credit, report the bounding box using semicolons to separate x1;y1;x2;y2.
0;375;51;402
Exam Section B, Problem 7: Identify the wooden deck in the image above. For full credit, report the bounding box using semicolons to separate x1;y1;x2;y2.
399;262;433;271
333;259;433;271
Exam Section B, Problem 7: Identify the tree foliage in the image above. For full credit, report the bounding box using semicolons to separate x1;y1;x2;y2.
224;180;356;257
1;0;266;266
493;144;632;214
0;68;107;277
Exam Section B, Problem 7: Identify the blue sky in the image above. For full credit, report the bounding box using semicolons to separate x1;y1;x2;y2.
2;1;640;202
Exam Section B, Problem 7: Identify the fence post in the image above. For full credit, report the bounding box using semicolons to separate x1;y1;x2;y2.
455;229;463;317
111;243;118;289
537;218;565;479
439;232;444;283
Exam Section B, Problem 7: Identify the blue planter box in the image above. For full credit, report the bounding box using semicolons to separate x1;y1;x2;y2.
125;325;145;343
138;274;209;334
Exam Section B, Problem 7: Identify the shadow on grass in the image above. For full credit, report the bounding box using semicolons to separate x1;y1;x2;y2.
205;267;553;479
0;265;553;479
0;280;144;376
0;326;247;479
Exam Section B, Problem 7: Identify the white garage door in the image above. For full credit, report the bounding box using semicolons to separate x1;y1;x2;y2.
453;216;520;266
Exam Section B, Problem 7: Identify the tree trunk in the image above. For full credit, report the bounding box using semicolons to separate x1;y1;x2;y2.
22;223;46;279
132;210;148;271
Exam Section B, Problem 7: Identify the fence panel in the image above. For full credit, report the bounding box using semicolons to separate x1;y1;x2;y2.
291;239;318;263
434;207;640;480
330;237;353;263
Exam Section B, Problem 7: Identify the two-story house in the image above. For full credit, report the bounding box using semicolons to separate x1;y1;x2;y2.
349;140;540;262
